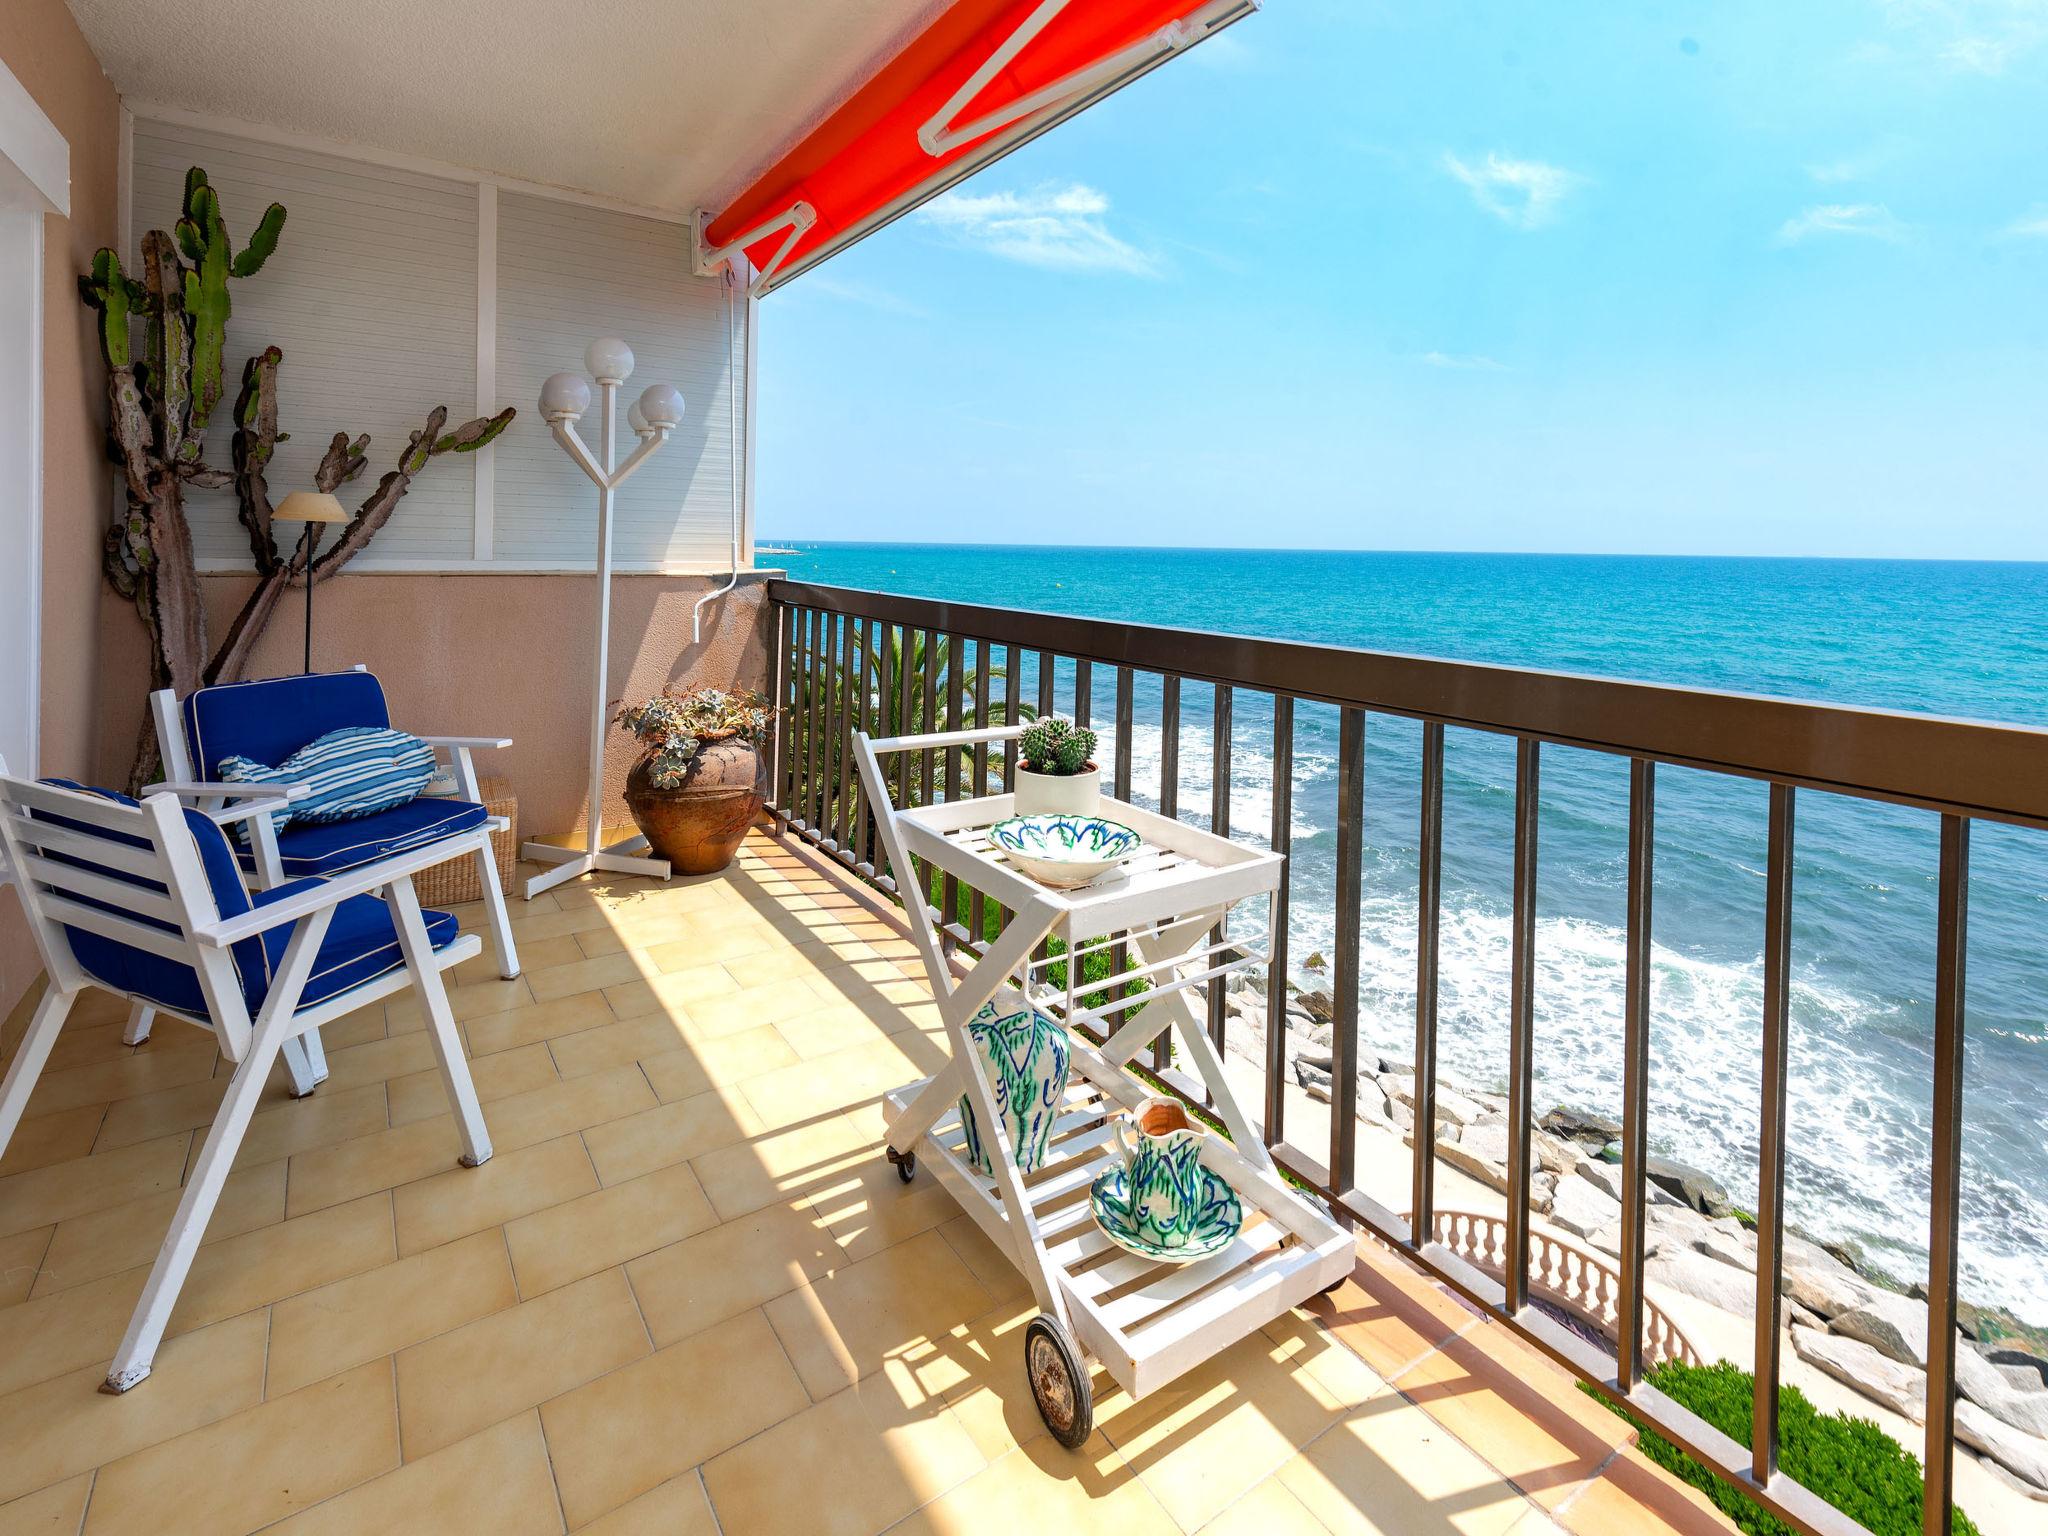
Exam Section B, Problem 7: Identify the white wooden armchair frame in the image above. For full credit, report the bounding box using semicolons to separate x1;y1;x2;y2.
0;763;493;1393
146;671;521;1092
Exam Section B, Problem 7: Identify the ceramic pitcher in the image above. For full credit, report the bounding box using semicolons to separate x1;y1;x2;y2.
958;1000;1071;1176
1112;1097;1209;1251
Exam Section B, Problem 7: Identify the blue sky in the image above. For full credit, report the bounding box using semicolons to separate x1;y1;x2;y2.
755;1;2048;557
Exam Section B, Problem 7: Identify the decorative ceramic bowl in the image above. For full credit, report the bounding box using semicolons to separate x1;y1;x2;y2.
1089;1162;1244;1264
988;814;1141;889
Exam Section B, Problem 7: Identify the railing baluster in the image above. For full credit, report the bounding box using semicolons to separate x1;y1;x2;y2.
1412;719;1445;1251
1208;686;1234;1076
943;632;966;942
854;618;872;872
1110;667;1134;1021
1505;737;1541;1314
774;602;795;815
802;606;819;835
1754;782;1795;1485
921;634;940;819
1155;673;1182;1070
1924;813;1969;1536
1618;757;1656;1391
901;627;924;903
812;608;831;836
1002;644;1021;787
1037;649;1054;721
1159;676;1181;820
1074;659;1092;738
971;643;991;947
1263;695;1294;1145
1330;707;1366;1197
834;612;854;851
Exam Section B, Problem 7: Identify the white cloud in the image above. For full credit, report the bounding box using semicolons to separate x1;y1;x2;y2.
1869;0;2048;73
2005;206;2048;237
1774;202;1910;244
917;182;1158;275
1441;152;1584;229
1419;351;1508;371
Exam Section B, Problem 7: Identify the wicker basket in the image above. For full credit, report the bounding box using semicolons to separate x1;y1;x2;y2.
415;775;517;909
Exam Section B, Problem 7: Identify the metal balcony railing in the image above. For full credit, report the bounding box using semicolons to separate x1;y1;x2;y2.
765;577;2048;1536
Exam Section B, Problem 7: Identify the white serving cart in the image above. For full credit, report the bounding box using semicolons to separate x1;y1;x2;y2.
854;724;1354;1447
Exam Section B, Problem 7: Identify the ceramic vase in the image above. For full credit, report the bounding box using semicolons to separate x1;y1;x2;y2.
622;738;765;875
959;1000;1071;1175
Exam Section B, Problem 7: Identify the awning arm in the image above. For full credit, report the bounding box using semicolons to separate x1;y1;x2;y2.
694;200;817;293
919;0;1257;157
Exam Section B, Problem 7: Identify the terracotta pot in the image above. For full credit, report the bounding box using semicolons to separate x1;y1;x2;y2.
623;736;765;876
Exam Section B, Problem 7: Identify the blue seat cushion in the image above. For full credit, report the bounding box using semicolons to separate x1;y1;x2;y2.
258;798;491;877
37;780;461;1020
183;671;390;780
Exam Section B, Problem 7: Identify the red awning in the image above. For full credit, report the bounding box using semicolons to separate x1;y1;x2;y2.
699;0;1256;292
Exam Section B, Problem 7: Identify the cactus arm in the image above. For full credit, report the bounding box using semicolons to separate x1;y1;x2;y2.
175;177;233;456
77;249;142;369
140;231;191;469
433;406;516;454
231;203;286;277
314;431;371;493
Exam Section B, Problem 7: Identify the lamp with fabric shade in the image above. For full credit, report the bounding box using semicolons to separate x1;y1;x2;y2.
273;492;349;673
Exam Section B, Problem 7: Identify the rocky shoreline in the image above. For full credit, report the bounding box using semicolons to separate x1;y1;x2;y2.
1217;961;2048;1500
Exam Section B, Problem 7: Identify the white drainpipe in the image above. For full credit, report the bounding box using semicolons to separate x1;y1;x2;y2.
692;264;742;645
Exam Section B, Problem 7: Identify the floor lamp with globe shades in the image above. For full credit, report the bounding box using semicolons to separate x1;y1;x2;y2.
520;338;686;899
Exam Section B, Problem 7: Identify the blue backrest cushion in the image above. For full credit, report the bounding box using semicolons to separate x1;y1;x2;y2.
219;727;438;833
183;671;390;780
34;780;279;1018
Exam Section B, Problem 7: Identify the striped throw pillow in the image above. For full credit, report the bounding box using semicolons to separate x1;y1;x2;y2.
219;726;438;833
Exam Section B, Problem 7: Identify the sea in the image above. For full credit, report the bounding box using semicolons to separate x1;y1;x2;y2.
761;542;2048;1327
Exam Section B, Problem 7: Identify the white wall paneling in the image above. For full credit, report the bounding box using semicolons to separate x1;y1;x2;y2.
125;113;747;574
494;192;746;568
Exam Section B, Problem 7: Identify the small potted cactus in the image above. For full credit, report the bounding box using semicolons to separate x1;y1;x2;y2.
1014;715;1100;816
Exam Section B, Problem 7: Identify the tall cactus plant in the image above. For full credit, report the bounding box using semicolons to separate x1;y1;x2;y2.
79;167;514;787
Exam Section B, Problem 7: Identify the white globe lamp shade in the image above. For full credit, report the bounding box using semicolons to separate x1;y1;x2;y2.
637;383;686;430
585;337;635;384
539;371;590;422
627;401;651;437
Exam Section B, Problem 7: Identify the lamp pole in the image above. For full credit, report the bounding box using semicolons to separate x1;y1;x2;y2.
519;340;686;900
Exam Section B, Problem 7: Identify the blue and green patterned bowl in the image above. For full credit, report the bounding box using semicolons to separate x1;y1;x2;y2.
988;814;1141;888
1089;1162;1244;1264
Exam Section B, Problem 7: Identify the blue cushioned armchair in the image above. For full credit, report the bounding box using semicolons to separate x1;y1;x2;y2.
0;762;494;1392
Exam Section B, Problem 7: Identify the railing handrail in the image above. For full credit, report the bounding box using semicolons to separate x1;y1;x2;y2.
768;577;2048;829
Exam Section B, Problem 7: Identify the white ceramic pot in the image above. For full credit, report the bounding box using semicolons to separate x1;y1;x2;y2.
1012;763;1100;817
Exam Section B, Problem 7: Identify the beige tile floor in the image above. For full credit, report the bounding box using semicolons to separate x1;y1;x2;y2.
0;830;1734;1536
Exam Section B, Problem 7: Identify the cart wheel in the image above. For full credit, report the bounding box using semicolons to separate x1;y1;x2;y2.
886;1147;915;1183
1024;1315;1093;1449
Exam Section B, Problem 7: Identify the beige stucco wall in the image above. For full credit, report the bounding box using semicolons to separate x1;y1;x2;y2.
95;570;779;845
0;0;121;1017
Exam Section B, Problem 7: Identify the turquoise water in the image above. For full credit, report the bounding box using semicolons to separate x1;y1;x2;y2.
762;542;2048;1322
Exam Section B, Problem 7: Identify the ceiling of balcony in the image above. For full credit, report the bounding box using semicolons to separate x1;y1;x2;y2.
67;0;947;215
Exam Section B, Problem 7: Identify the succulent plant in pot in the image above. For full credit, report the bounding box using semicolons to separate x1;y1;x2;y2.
1013;715;1100;816
613;687;773;875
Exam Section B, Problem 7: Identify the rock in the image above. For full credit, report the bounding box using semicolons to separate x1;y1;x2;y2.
1357;1077;1392;1124
1955;1400;2048;1497
1296;989;1334;1023
1647;1247;1762;1315
1783;1251;1880;1320
1645;1201;1720;1253
1792;1329;1926;1422
1296;1049;1334;1072
1572;1157;1682;1209
1991;1350;2048;1391
1439;1138;1510;1194
1434;1087;1483;1127
1641;1156;1733;1218
1531;1171;1558;1212
1533;1131;1583;1177
1302;951;1327;971
1831;1292;1930;1367
1458;1119;1511;1169
1293;1055;1331;1103
1380;1072;1417;1106
1958;1347;2048;1440
1541;1106;1622;1147
1387;1097;1414;1132
1375;1055;1408;1076
1550;1174;1623;1242
1695;1224;1757;1274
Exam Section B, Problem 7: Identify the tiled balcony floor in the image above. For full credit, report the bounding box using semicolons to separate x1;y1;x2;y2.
0;831;1733;1535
